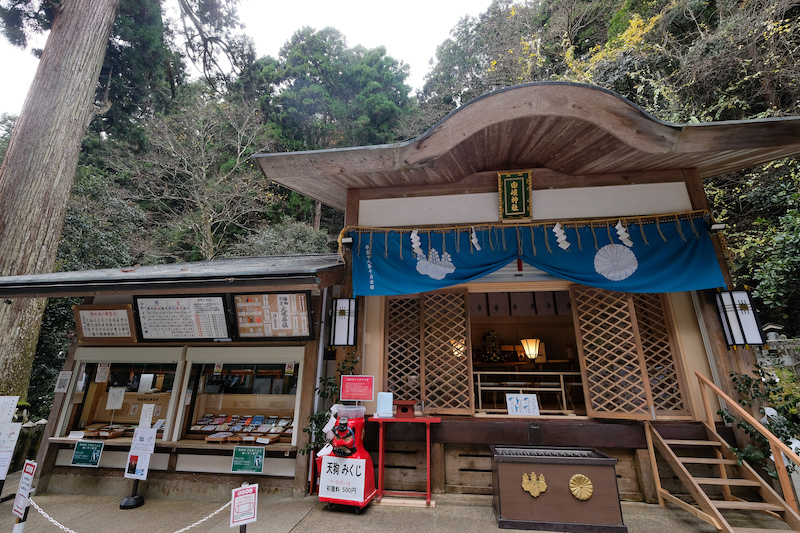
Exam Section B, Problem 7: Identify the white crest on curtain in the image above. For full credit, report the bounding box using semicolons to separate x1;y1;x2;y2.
410;230;455;280
594;244;638;281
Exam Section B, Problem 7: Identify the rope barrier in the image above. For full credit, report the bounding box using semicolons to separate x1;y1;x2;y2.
28;497;232;533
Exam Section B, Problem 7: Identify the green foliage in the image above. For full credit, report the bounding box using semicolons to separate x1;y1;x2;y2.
57;165;146;271
300;351;360;455
110;82;275;261
228;216;331;257
29;298;80;420
0;113;14;164
237;26;412;152
727;361;800;478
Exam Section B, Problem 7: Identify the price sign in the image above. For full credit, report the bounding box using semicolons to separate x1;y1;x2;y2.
319;456;367;502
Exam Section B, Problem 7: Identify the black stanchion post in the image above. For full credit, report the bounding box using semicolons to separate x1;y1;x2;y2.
120;479;145;509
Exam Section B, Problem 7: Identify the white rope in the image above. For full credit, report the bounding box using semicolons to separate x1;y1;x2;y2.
28;498;78;533
28;497;232;533
171;501;231;533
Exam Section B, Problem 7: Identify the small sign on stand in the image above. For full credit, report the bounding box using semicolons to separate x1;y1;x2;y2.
231;446;265;474
505;394;540;416
230;483;258;529
0;421;22;481
12;460;36;519
121;410;157;509
71;441;104;467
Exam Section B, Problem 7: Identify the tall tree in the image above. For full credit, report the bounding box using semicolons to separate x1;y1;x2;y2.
0;0;120;397
0;0;249;398
235;27;411;231
110;85;274;262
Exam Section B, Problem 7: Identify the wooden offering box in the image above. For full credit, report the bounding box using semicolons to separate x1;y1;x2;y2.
490;446;626;532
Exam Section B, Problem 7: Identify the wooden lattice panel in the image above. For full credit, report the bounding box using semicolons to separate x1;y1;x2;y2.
386;297;422;401
632;294;687;415
422;292;474;414
572;287;652;419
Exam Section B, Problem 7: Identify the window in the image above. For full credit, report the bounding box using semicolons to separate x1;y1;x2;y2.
67;362;177;436
184;363;299;443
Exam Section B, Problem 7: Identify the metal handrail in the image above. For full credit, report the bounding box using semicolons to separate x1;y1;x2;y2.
696;370;800;513
474;370;582;414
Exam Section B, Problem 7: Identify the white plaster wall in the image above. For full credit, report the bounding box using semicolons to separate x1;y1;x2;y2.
56;449;170;470
175;453;295;476
359;296;385;416
358;182;693;227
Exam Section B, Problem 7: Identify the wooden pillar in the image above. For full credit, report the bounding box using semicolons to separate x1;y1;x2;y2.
431;442;445;494
683;168;734;288
695;289;759;449
294;293;326;497
634;448;658;503
34;337;80;493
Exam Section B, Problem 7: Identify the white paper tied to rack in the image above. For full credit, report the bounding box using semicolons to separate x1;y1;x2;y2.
552;222;571;250
410;229;423;257
615;220;634;247
470;227;481;251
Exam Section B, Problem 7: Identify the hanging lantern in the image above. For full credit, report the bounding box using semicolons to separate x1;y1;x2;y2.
714;290;765;347
520;338;542;360
330;298;358;347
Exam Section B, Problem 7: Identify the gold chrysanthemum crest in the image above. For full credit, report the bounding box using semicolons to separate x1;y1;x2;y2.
569;473;593;500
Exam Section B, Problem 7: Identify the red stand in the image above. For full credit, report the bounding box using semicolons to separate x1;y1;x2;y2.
318;414;377;509
368;416;441;505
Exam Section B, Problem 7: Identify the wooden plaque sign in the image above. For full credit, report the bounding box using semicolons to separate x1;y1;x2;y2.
74;304;137;344
233;292;312;340
498;170;532;221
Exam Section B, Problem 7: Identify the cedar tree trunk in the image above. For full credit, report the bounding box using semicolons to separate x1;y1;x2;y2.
0;0;120;398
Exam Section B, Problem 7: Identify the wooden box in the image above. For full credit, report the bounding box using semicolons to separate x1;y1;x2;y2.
393;399;417;418
490;446;627;532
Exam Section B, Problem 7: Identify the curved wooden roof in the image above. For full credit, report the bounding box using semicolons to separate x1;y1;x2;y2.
254;82;800;210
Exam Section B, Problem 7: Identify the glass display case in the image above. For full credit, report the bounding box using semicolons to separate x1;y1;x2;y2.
67;362;177;437
184;362;299;444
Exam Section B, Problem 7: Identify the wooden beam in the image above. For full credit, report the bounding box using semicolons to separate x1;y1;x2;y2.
293;295;325;496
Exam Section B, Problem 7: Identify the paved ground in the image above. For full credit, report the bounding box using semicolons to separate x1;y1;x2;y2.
1;471;793;532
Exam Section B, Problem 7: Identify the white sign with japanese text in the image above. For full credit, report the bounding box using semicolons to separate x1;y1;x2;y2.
105;387;126;411
138;404;155;429
319;456;366;502
0;396;19;423
230;484;258;527
505;393;540;416
123;451;150;481
95;363;110;383
130;427;157;455
12;460;36;519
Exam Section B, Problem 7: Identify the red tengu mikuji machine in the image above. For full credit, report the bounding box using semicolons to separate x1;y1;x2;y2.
318;405;376;510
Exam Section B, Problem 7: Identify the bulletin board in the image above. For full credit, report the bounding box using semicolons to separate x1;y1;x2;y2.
233;292;313;340
134;295;231;341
